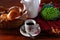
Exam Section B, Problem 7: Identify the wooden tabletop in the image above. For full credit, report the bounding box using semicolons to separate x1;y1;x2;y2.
0;29;60;40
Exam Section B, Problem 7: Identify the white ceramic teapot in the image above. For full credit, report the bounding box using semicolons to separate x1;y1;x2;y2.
20;0;41;18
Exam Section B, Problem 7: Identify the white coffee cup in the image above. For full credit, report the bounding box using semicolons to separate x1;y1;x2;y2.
25;19;36;33
24;19;41;36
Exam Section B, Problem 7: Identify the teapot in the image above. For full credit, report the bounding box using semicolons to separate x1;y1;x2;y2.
20;0;41;18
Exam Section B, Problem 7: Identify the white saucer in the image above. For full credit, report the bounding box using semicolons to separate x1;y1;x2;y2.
20;25;41;37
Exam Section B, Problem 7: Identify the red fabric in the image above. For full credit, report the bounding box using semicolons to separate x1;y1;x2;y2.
36;3;60;36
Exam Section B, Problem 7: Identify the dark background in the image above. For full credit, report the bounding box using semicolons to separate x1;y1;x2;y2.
0;0;60;7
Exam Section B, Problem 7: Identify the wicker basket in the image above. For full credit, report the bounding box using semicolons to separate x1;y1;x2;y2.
0;0;27;29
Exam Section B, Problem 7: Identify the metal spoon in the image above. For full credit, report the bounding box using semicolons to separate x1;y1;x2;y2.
28;33;35;39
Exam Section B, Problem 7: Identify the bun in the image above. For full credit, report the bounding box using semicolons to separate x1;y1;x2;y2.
7;9;20;20
0;4;28;29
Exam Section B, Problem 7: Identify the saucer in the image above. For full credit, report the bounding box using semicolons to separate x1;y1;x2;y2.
20;25;41;37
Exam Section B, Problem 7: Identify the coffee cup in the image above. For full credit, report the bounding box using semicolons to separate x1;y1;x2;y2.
25;19;36;33
24;19;41;35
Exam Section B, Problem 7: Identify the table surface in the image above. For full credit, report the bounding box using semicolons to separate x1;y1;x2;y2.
0;28;60;40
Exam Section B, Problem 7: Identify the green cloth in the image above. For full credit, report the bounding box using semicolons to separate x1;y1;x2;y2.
41;7;60;20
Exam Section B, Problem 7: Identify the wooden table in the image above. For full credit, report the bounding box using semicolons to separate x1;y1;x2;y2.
0;28;60;40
